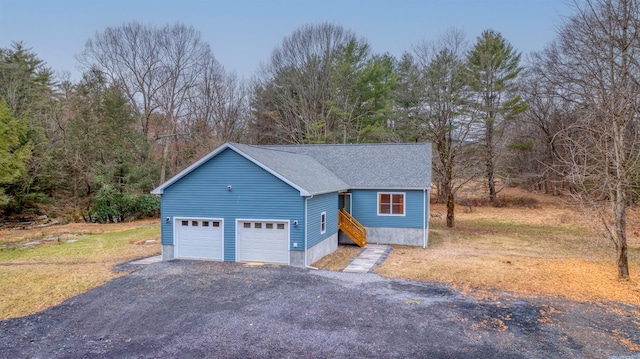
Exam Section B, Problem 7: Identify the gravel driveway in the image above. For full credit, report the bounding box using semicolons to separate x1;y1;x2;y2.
1;260;639;358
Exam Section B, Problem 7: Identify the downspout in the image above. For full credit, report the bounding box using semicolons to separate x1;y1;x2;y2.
423;188;428;248
304;195;317;270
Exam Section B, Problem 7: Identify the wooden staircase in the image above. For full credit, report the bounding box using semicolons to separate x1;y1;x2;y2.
338;208;367;247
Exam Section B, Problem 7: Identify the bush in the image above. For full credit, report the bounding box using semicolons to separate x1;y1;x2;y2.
89;186;159;223
457;195;539;209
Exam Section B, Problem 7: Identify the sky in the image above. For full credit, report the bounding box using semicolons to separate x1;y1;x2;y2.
0;0;571;82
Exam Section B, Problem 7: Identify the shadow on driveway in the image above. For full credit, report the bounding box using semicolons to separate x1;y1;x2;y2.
1;261;639;358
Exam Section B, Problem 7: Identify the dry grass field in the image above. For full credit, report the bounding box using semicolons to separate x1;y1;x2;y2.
317;188;640;306
0;220;160;320
2;188;639;320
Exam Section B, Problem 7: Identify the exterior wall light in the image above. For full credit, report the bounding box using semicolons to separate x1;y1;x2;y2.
227;185;232;191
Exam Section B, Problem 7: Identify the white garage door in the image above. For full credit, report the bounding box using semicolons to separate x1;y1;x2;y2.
237;220;289;264
175;218;223;260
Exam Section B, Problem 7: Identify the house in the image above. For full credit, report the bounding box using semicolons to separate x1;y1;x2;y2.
151;142;432;267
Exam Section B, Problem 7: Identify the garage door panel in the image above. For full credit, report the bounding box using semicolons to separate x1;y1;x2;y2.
237;221;288;264
176;218;223;260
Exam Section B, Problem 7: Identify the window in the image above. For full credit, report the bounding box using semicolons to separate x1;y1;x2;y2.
181;220;189;226
277;223;285;230
320;212;326;234
243;222;251;229
378;192;405;215
254;223;262;229
266;223;273;229
192;220;199;226
202;221;210;227
212;221;220;227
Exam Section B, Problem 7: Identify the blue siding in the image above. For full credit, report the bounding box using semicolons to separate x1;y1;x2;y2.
349;189;425;228
306;192;338;249
160;148;305;261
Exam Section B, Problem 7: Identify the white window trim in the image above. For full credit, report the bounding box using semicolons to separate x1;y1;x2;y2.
377;192;406;216
320;211;327;234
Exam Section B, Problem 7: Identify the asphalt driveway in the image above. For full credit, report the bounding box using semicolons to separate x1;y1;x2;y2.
1;260;639;358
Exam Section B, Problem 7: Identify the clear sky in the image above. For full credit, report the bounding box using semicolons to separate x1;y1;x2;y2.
0;0;570;81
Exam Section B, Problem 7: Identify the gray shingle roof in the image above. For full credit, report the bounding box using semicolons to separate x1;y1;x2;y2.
261;143;432;189
152;142;431;196
230;143;349;196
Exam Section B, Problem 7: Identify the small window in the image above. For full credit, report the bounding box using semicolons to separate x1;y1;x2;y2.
277;223;285;230
243;222;251;229
181;220;188;226
320;211;326;234
266;223;273;229
202;221;210;227
212;221;220;227
378;192;405;215
254;222;262;229
192;220;199;226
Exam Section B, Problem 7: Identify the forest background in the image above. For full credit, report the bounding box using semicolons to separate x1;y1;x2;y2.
1;0;638;277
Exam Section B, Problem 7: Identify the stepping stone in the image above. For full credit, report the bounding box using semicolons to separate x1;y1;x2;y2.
343;244;391;273
129;255;162;265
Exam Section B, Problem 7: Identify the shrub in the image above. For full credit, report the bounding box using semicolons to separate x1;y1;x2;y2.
89;186;159;223
457;195;539;209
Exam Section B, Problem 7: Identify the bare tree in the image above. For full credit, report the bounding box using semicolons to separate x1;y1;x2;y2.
80;23;161;149
535;0;640;278
153;23;214;183
514;66;577;194
251;23;361;144
179;64;249;168
414;30;483;227
79;22;220;183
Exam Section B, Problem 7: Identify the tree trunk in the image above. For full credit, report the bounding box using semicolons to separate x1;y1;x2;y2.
160;137;169;184
617;241;629;278
487;160;496;203
615;197;629;278
614;142;630;278
446;189;455;228
485;118;496;203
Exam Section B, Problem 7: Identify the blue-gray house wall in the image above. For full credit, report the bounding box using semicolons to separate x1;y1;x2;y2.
160;148;306;262
306;192;338;247
343;189;428;246
305;192;339;264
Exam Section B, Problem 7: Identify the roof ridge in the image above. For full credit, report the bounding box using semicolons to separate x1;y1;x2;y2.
261;142;428;147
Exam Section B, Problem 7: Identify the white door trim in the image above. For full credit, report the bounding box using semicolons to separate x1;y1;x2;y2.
235;218;290;264
173;216;224;260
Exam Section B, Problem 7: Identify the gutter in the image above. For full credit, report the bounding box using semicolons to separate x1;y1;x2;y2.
304;195;318;270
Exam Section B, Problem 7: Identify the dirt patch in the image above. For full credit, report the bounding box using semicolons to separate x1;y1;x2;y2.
317;188;640;306
312;244;362;270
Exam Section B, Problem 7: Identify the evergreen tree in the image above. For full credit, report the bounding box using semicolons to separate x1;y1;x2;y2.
467;30;527;203
0;99;31;208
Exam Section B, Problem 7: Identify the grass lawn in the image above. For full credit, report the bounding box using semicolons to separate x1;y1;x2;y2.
0;221;160;320
3;188;640;321
317;189;640;306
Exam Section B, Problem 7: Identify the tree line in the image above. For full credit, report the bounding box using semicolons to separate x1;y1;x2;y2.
1;0;637;277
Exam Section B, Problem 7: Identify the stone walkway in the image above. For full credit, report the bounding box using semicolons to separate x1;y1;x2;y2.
342;244;391;273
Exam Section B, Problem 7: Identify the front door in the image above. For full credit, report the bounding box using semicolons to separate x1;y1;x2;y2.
339;192;352;214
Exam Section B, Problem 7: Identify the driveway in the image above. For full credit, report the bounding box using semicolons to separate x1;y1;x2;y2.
1;261;639;358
